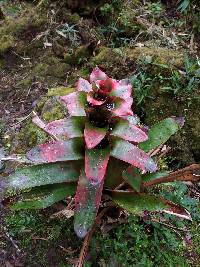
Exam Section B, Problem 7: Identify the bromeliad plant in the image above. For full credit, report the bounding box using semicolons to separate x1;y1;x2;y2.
1;67;199;238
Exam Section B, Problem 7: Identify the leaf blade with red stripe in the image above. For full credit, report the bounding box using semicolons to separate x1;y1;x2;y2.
85;146;110;184
111;119;148;143
26;138;84;163
60;92;87;116
84;122;108;149
74;171;104;238
111;191;191;220
111;139;157;173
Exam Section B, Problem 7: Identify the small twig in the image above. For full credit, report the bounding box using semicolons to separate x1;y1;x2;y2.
32;112;59;141
59;245;77;254
150;218;188;232
114;181;126;190
143;164;200;187
32;236;48;241
2;226;21;253
10;111;34;127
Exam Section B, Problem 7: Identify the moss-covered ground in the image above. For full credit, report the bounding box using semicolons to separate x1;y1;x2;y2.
0;0;200;266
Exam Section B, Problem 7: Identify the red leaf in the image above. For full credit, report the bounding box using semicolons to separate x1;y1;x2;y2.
97;78;117;93
26;139;83;163
111;139;157;172
111;119;148;143
90;67;107;82
45;118;84;139
77;78;92;92
110;82;132;100
60;92;86;116
84;122;108;149
74;170;104;238
112;99;133;117
85;147;110;184
87;93;106;106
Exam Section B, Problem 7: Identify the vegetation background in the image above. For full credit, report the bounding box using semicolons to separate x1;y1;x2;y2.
0;0;200;266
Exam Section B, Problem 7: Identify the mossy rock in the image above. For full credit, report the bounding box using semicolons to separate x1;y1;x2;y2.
91;47;124;67
124;47;183;68
13;122;48;154
41;97;67;122
64;45;91;65
92;46;183;67
0;6;47;56
143;91;200;165
47;86;75;97
0;34;14;55
33;56;70;79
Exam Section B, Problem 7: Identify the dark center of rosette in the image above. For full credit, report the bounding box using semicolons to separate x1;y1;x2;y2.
87;107;111;128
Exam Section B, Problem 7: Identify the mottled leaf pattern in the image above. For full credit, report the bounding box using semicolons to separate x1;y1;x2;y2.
112;191;191;220
74;171;104;238
27;139;84;163
11;183;76;210
77;78;92;92
5;161;81;191
90;67;107;82
111;119;148;143
111;139;157;172
85;147;110;184
139;117;184;152
84;122;108;149
122;167;141;192
112;99;133;116
45;117;85;139
110;83;132;99
60;92;86;116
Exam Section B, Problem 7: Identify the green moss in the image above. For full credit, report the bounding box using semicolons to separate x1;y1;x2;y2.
0;7;47;56
64;45;91;65
0;34;14;55
33;56;70;78
41;98;67;122
5;209;81;266
47;86;75;97
125;47;183;68
14;121;48;153
91;46;124;67
16;77;33;88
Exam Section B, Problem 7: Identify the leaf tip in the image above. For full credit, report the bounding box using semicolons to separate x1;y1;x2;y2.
171;116;185;128
145;158;158;173
74;223;88;239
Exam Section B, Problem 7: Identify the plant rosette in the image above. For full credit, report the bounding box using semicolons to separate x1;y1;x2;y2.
1;67;198;238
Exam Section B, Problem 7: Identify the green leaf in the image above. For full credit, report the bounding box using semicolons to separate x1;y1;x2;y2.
27;138;84;163
45;117;85;139
85;147;110;184
112;192;166;214
11;183;76;210
139;117;184;152
6;161;82;191
142;171;169;183
111;138;157;172
74;171;104;238
112;191;191;220
122;167;141;192
111;119;148;143
104;158;129;189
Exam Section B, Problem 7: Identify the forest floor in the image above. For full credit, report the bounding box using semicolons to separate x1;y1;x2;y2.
0;0;200;266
